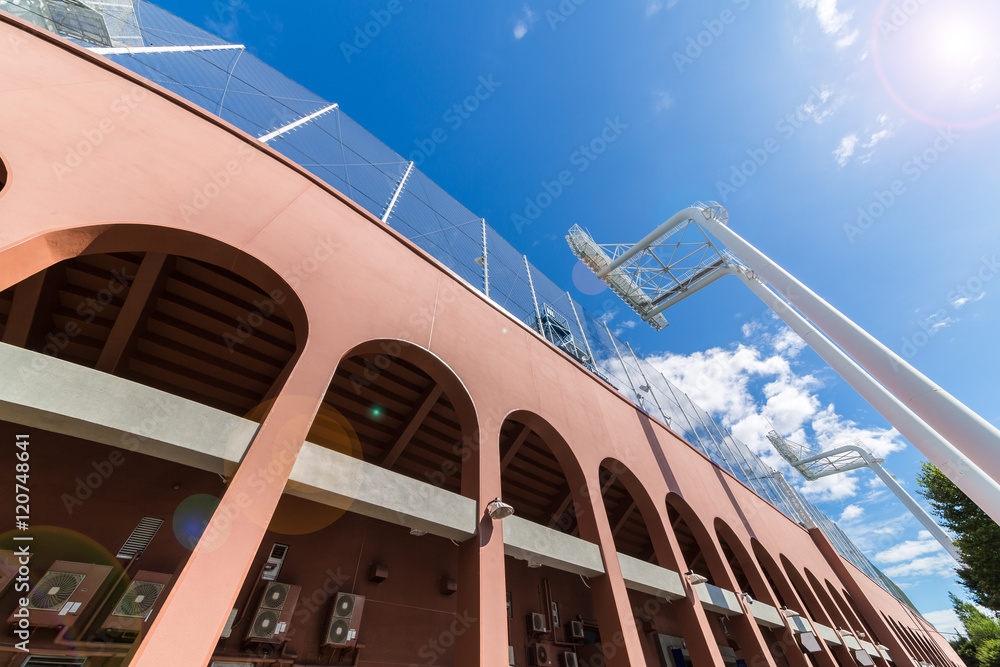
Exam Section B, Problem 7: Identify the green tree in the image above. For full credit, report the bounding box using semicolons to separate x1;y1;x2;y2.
951;593;1000;667
917;462;1000;611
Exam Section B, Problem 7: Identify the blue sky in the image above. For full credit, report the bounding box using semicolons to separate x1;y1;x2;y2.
155;0;1000;634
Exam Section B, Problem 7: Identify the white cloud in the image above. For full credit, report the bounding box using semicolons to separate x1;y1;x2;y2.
951;292;986;309
646;0;663;17
881;552;955;578
796;0;859;50
513;5;537;40
654;90;675;113
856;115;896;164
873;532;954;578
923;608;964;638
840;504;864;521
834;134;858;167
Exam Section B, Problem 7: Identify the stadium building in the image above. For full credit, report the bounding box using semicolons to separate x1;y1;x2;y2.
0;2;963;666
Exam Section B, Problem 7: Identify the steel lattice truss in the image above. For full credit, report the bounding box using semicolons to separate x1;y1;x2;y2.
567;202;737;330
766;431;884;481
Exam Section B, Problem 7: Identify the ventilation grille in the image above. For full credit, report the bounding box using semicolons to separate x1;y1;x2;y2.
261;582;289;610
249;609;280;640
117;517;164;559
333;592;355;618
28;572;85;611
112;580;165;618
20;657;88;667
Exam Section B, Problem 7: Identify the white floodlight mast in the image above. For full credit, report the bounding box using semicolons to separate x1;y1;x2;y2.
790;442;960;562
594;205;1000;525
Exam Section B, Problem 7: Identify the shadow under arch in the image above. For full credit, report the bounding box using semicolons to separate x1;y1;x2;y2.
0;223;309;419
309;338;481;499
715;519;777;605
598;457;674;568
665;492;732;588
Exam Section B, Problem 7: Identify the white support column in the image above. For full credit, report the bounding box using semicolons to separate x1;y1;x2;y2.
699;212;1000;486
734;271;1000;525
381;161;414;224
258;103;339;143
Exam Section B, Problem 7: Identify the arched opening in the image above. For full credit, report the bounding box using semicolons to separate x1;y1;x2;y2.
500;414;609;667
825;582;872;639
206;340;481;665
0;231;309;662
0;247;305;416
717;522;797;667
804;571;852;634
598;461;689;665
0;153;7;192
885;614;926;663
666;495;761;665
840;587;883;648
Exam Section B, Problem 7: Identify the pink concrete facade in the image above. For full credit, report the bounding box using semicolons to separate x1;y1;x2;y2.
0;13;962;667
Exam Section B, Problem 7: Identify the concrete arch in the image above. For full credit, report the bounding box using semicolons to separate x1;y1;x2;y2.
780;555;836;627
0;222;310;343
665;492;732;587
334;337;480;447
599;457;675;568
715;519;777;605
804;570;852;633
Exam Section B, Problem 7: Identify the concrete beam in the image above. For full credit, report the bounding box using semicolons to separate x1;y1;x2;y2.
0;344;477;541
617;552;685;600
503;515;605;577
747;599;786;629
289;441;477;541
0;343;255;472
693;582;745;617
815;622;844;646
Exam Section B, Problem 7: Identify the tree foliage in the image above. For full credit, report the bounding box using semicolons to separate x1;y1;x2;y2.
917;462;1000;611
951;593;1000;667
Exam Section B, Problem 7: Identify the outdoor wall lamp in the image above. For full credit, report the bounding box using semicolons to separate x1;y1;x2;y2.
486;497;515;520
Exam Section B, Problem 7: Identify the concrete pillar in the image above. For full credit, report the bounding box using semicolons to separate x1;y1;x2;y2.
130;343;337;667
577;473;647;666
455;414;510;665
808;527;918;667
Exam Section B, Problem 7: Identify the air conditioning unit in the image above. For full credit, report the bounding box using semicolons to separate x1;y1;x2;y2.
569;620;585;641
245;581;300;644
261;543;289;581
100;570;172;639
11;561;113;628
529;612;547;633
561;652;579;667
323;592;365;648
531;643;551;666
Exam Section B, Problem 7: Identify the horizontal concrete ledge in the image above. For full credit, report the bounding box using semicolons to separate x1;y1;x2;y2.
288;442;477;541
693;582;744;617
0;343;256;471
503;516;605;577
876;644;893;662
814;622;843;646
747;599;785;629
860;639;880;658
0;344;477;541
617;553;684;600
788;615;813;634
841;632;864;651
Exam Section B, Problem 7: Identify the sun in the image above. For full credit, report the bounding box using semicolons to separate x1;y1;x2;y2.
933;19;986;67
873;0;1000;126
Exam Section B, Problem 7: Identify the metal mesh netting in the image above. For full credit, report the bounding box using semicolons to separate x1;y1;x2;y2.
13;0;914;606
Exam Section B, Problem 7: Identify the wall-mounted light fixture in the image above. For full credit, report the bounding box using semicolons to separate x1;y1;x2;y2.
486;497;515;520
684;571;708;585
780;607;801;618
